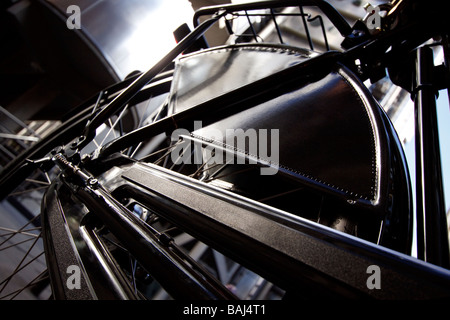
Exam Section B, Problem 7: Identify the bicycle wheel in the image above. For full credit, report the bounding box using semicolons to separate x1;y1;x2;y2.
0;69;174;299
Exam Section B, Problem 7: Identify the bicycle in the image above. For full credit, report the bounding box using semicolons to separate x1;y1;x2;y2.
1;0;450;299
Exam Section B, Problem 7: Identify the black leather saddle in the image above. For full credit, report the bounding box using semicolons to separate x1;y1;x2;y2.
167;43;411;251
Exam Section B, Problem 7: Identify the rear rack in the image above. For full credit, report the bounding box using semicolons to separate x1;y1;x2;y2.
193;0;354;52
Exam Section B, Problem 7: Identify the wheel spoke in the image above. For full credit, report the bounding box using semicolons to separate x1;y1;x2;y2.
0;232;43;294
0;226;41;237
24;178;51;186
99;104;130;147
0;214;41;247
0;269;49;300
0;237;37;252
9;186;49;197
257;187;304;202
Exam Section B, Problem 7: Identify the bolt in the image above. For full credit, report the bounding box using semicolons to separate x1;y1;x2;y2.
159;233;173;246
88;178;98;188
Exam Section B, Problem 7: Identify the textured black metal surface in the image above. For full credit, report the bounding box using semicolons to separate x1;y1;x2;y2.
41;184;94;300
43;179;142;300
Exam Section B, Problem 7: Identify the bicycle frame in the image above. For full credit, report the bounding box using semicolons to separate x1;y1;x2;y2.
93;0;450;269
1;0;450;299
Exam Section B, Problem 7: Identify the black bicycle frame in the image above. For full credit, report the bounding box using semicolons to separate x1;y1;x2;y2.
2;0;450;299
413;46;450;268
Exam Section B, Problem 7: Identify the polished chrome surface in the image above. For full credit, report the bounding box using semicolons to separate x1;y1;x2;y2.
46;0;194;79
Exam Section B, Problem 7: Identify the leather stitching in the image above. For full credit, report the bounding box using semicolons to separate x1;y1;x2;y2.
188;69;378;201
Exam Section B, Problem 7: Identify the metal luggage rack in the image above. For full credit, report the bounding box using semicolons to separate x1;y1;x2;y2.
193;0;353;52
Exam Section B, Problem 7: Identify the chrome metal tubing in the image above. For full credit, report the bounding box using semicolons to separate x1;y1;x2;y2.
71;178;237;300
